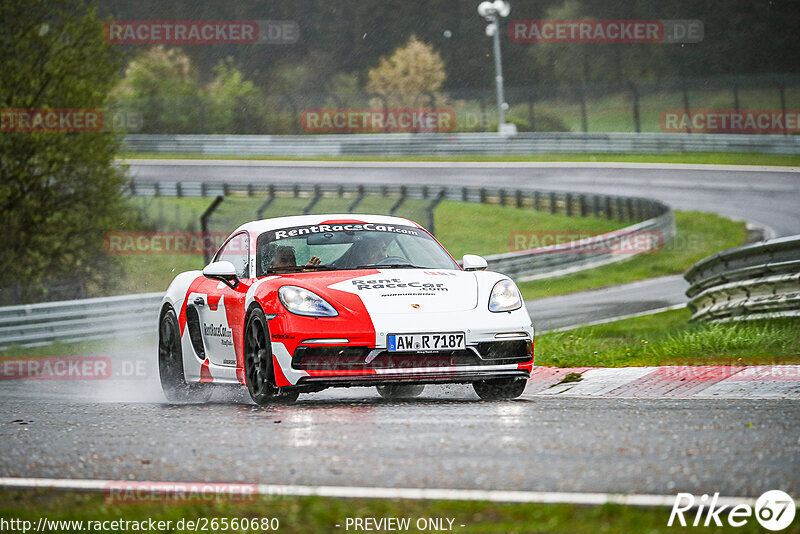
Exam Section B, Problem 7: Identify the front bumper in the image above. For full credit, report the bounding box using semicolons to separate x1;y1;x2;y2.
269;306;534;388
296;368;529;389
292;339;530;369
289;339;533;389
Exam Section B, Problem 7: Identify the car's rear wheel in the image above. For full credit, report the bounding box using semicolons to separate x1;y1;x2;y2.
473;377;527;400
376;384;425;400
244;307;299;405
158;306;211;403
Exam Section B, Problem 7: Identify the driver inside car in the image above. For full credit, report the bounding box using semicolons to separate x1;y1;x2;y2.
271;245;321;270
346;235;390;267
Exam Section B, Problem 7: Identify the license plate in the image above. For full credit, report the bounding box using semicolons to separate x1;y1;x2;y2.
387;332;466;352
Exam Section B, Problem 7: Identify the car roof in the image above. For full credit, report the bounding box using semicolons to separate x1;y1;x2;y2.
234;214;425;236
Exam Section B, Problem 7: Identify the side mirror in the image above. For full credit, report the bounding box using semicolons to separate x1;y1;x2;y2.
462;254;488;271
203;261;239;289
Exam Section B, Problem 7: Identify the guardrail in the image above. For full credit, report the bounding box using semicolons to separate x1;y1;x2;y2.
123;132;800;156
0;293;163;350
130;180;675;281
489;210;675;281
0;182;673;348
685;235;800;322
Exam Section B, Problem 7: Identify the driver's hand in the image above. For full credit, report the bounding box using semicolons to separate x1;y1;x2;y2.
305;256;321;267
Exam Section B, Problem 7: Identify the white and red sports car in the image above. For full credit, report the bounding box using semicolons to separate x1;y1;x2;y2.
158;214;534;404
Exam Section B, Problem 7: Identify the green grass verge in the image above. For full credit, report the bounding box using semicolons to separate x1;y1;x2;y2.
119;151;800;166
434;201;622;260
119;197;627;294
507;85;800;134
2;490;790;534
535;308;800;367
518;211;747;300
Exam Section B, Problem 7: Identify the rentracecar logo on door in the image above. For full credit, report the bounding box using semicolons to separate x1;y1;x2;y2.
203;323;233;347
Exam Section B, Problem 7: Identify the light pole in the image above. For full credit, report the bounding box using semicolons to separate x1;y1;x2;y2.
478;1;515;135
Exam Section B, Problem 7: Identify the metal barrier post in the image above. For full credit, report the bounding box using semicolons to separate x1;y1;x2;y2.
256;185;276;219
348;185;366;212
303;185;323;214
201;195;225;265
389;186;407;215
426;190;446;235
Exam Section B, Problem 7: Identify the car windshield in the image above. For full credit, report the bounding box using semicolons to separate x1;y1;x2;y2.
255;222;460;276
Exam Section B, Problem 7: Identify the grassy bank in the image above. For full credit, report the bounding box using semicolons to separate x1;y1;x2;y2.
518;211;747;300
535;308;800;367
1;489;788;534
121;194;744;298
119;197;627;294
120;152;800;166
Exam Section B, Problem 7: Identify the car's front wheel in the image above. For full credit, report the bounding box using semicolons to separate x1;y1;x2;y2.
473;377;527;400
376;384;425;400
244;307;299;405
158;305;211;403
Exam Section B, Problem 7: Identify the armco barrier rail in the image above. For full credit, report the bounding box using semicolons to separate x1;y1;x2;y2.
1;182;674;348
489;211;674;281
123;132;800;156
685;235;800;322
0;293;163;350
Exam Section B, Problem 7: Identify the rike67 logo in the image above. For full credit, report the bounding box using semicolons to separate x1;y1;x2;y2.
669;490;795;531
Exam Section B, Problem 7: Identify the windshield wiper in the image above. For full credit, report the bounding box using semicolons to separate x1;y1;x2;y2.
352;263;422;270
266;265;337;274
300;265;337;271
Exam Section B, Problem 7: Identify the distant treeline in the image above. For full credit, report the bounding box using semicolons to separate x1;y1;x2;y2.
98;0;800;92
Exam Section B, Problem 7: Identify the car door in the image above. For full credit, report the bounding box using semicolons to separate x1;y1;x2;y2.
197;232;251;368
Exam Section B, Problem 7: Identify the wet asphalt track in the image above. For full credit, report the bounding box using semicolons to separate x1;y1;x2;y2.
1;384;799;497
127;160;800;236
1;163;798;497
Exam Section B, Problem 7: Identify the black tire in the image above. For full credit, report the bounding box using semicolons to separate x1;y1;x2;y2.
244;307;299;405
376;384;425;400
473;377;527;400
158;306;211;403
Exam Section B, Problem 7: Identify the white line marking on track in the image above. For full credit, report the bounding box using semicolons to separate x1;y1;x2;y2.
0;477;758;508
541;303;686;334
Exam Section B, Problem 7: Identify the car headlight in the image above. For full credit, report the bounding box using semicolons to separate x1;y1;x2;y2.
278;286;338;317
489;279;522;312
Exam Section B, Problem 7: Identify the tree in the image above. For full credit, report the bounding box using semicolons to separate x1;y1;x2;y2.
112;46;201;133
205;59;262;133
0;0;133;304
366;35;447;108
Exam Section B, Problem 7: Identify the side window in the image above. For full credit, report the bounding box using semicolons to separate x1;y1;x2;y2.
216;233;250;279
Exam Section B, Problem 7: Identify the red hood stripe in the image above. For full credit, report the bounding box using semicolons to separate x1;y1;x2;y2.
319;219;367;224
